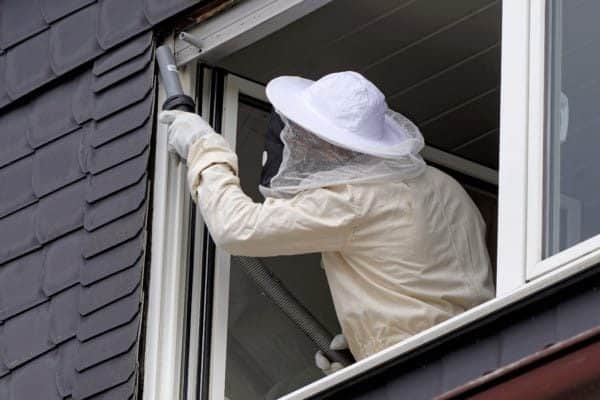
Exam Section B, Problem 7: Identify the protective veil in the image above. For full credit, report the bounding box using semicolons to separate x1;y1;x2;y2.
259;110;426;199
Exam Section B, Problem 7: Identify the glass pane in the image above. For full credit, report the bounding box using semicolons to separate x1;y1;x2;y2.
543;0;600;257
224;95;341;399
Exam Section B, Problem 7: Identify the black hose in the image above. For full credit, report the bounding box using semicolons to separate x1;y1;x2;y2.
233;256;355;367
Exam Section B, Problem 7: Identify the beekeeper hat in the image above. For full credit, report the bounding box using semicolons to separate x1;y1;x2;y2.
266;71;421;159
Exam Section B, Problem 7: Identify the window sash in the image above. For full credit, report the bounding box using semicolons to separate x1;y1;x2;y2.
524;0;600;280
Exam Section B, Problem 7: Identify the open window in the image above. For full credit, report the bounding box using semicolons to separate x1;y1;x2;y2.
526;0;600;279
185;2;502;399
144;1;600;399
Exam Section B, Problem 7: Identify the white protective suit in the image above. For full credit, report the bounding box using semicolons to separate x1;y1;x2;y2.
184;112;495;361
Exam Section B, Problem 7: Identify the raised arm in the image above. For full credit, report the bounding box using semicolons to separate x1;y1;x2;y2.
187;132;359;257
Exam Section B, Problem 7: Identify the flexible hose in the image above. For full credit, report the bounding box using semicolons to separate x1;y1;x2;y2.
233;256;355;367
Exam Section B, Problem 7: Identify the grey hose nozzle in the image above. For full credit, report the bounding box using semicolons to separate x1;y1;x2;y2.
156;45;195;112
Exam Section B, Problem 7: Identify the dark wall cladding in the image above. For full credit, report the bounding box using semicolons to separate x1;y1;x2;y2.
0;0;205;398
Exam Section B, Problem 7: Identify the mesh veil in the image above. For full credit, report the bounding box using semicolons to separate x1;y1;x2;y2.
259;110;427;199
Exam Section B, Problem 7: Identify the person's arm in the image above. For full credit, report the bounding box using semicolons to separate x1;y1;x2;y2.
187;133;360;257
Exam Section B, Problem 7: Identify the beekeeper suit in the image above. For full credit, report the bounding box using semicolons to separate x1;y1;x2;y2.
160;71;495;368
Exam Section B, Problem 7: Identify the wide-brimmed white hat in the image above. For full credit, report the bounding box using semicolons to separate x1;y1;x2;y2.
266;71;420;159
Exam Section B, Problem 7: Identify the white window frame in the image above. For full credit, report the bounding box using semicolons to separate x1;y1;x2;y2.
144;1;600;399
524;0;600;280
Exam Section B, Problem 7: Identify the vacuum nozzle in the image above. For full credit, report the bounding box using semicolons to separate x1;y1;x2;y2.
156;45;195;112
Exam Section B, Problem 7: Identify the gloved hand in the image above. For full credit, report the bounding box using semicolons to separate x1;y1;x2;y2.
315;334;349;375
159;110;216;160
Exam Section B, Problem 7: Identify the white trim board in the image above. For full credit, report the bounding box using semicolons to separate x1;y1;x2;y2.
175;0;334;65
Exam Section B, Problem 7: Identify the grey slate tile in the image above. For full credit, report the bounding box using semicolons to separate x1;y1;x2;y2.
76;312;140;371
5;29;54;99
85;176;147;231
88;372;137;400
8;350;62;400
56;339;79;397
97;0;151;50
92;44;153;93
49;3;102;75
39;0;96;23
32;127;86;197
85;148;149;203
82;202;147;261
79;265;142;316
78;285;141;341
42;230;85;296
0;358;8;379
27;70;81;148
93;62;154;120
0;302;52;368
72;72;95;124
0;205;40;265
0;107;34;168
73;346;137;400
144;0;199;24
91;91;154;147
36;180;86;244
93;32;153;76
0;156;35;219
49;286;80;344
0;251;45;321
0;55;11;108
0;0;48;49
86;117;151;174
81;232;145;285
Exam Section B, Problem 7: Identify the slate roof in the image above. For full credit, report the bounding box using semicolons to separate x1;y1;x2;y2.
0;0;206;398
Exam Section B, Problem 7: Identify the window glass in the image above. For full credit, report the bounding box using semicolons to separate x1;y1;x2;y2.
224;96;341;399
543;0;600;257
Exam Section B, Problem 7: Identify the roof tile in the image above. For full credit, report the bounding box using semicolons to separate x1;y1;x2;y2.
9;350;61;400
56;339;79;397
0;0;48;49
39;0;96;24
0;157;35;219
49;3;101;75
78;285;141;341
27;71;81;148
73;346;137;400
93;31;153;76
72;71;95;125
97;0;151;50
144;0;199;24
0;107;34;168
0;55;11;108
82;202;147;259
91;91;154;147
79;264;142;316
32;127;86;197
81;231;144;285
42;230;85;296
93;44;153;93
85;176;147;231
0;302;52;368
36;180;86;244
86;117;152;174
92;62;154;120
5;29;54;99
0;251;45;321
49;286;80;344
0;205;40;265
76;312;140;371
87;372;137;400
85;148;149;203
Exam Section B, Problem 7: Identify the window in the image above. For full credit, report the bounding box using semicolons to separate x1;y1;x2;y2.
527;0;600;279
144;1;600;400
